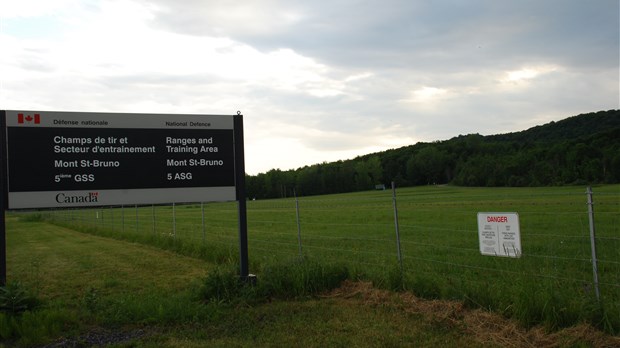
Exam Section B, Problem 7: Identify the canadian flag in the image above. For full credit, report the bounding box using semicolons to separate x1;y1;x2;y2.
18;113;41;124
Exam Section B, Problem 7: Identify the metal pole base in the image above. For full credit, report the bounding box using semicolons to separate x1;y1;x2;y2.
239;274;257;286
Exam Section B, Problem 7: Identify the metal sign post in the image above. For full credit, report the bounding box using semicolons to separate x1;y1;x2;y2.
234;114;254;283
0;111;6;286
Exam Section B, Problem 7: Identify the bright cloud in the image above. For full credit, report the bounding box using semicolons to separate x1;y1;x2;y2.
408;87;449;103
502;65;561;83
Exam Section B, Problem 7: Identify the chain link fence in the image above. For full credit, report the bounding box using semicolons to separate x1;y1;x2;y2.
43;185;620;328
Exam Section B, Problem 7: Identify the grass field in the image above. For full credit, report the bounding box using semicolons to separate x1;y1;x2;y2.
3;214;620;347
48;185;620;328
3;185;619;345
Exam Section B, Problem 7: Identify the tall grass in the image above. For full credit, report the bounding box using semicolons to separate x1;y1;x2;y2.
194;257;349;304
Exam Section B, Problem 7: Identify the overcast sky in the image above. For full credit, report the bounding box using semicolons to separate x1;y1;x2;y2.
1;0;618;174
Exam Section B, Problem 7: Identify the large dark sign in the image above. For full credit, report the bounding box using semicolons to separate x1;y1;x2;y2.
2;110;239;209
0;110;252;286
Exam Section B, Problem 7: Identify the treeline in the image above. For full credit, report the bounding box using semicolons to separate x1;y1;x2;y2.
246;110;620;199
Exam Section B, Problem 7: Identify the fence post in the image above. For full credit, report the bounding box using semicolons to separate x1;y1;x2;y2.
586;186;601;301
135;204;139;233
201;202;206;244
172;202;176;240
152;205;155;235
121;205;125;233
392;182;403;273
294;189;302;257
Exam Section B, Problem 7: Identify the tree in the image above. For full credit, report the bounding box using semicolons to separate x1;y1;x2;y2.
245;110;620;196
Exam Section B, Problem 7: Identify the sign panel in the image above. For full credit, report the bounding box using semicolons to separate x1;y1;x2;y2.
477;212;521;258
3;110;238;209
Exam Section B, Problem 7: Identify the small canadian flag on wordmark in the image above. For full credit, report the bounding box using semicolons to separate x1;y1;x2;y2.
18;113;41;124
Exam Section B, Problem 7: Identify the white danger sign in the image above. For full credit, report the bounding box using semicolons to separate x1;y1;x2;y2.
477;212;521;258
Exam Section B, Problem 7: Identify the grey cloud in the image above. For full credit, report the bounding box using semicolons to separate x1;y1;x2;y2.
113;0;620;175
143;0;618;72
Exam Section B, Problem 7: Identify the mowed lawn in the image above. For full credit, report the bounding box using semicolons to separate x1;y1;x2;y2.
4;215;620;347
6;216;211;299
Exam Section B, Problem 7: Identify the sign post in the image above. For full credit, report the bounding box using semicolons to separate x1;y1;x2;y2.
0;110;251;286
0;113;6;286
233;114;253;282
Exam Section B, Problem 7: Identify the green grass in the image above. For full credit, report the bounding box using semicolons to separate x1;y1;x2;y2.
3;218;489;347
3;194;620;346
143;299;480;347
8;184;620;343
46;185;619;331
2;218;214;345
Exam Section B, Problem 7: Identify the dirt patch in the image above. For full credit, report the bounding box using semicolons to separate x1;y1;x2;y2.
325;280;620;348
42;328;148;348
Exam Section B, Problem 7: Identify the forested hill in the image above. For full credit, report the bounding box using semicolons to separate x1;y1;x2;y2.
488;110;620;143
246;110;620;199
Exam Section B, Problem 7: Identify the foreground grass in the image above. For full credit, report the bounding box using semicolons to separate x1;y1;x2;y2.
1;218;476;347
2;216;214;346
3;217;620;347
